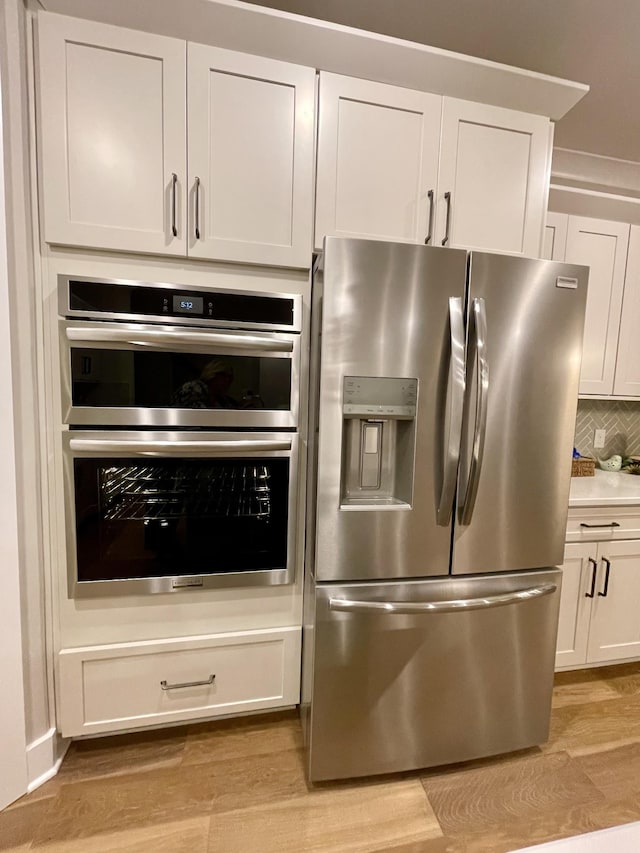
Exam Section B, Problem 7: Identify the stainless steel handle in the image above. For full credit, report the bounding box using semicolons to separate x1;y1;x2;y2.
424;189;435;245
194;176;201;240
171;173;178;237
598;557;611;597
329;583;556;615
437;296;465;525
66;326;293;353
160;674;215;691
69;438;291;454
441;191;452;246
459;297;489;526
585;557;598;598
580;522;620;529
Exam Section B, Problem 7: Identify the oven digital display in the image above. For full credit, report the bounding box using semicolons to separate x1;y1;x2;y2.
172;295;204;315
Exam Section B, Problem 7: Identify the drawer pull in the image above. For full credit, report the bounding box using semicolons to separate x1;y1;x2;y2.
579;522;620;529
160;674;215;691
598;558;611;598
585;557;598;598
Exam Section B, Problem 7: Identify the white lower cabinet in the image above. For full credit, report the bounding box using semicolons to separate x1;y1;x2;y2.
557;517;640;669
57;626;301;737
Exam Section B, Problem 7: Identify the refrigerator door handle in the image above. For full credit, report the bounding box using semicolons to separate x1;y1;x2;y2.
329;583;557;615
458;296;489;526
437;296;466;525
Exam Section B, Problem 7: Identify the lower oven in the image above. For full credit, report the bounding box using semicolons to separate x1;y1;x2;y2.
63;430;298;598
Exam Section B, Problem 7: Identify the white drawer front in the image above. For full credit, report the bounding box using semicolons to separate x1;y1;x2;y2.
566;508;640;543
59;627;300;736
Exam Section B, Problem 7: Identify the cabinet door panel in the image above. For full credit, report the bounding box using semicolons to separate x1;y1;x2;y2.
555;544;593;669
37;13;186;255
564;216;629;395
188;44;315;267
614;225;640;397
542;212;568;261
437;99;551;256
315;73;441;248
587;540;640;663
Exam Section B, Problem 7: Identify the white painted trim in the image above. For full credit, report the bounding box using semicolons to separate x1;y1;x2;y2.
26;727;69;792
38;0;587;119
0;33;28;810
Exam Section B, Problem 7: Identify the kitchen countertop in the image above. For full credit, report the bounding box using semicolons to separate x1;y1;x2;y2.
569;469;640;508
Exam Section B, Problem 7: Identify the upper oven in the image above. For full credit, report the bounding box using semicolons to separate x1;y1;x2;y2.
58;276;302;429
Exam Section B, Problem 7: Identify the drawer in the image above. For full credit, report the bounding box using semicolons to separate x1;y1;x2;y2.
58;627;301;737
566;507;640;543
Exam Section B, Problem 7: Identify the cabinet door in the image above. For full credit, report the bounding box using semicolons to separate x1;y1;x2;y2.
555;544;594;669
436;99;551;256
37;13;186;255
564;216;630;395
542;212;568;261
315;73;442;249
614;225;640;397
188;44;315;267
587;540;640;663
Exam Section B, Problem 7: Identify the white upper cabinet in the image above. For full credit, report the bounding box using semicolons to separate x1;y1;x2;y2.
315;74;552;255
315;73;442;249
36;14;315;267
564;215;630;396
187;45;315;266
614;226;640;396
37;13;187;256
436;99;551;255
542;211;569;261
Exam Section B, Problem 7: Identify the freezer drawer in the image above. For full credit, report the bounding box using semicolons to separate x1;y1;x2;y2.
307;568;561;782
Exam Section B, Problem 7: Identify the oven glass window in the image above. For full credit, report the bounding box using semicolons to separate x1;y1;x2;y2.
70;349;292;411
73;457;289;582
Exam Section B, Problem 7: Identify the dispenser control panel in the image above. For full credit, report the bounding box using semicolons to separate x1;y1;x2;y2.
342;376;417;418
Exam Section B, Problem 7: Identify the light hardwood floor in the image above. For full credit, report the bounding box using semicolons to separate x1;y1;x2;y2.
3;664;640;852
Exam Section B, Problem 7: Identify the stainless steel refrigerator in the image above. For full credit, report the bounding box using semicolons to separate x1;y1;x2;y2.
302;237;588;782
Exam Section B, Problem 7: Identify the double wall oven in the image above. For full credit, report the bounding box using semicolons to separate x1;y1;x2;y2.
59;276;302;598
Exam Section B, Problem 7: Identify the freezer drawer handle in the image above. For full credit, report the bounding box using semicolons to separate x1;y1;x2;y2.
328;583;557;615
579;522;620;529
160;674;215;691
437;296;466;525
66;326;294;353
68;438;291;455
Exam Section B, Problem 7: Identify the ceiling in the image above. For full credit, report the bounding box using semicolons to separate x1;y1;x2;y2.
247;0;640;163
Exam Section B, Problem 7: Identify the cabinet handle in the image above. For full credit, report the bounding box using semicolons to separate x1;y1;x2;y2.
441;191;452;246
579;522;620;528
424;189;435;245
194;176;201;240
170;173;178;237
598;558;611;597
160;674;215;691
585;557;597;598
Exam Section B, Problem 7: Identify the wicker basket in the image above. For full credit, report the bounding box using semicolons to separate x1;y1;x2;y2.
572;456;596;477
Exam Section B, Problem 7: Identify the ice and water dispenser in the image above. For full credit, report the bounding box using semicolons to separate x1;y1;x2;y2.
341;376;417;507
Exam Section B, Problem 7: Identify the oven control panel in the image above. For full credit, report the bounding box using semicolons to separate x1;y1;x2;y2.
60;277;301;331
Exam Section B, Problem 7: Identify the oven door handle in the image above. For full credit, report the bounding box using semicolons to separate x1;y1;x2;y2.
65;326;294;353
68;438;292;454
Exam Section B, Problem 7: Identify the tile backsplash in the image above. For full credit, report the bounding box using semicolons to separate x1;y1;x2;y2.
574;399;640;458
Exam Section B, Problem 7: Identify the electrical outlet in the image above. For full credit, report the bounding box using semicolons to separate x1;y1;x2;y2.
594;429;606;449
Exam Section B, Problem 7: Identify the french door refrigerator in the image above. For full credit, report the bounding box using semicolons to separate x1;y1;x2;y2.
303;237;588;782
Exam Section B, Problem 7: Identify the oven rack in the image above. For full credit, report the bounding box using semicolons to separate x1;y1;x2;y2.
102;493;272;521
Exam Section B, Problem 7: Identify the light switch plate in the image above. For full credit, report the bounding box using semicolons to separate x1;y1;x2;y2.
594;429;606;449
